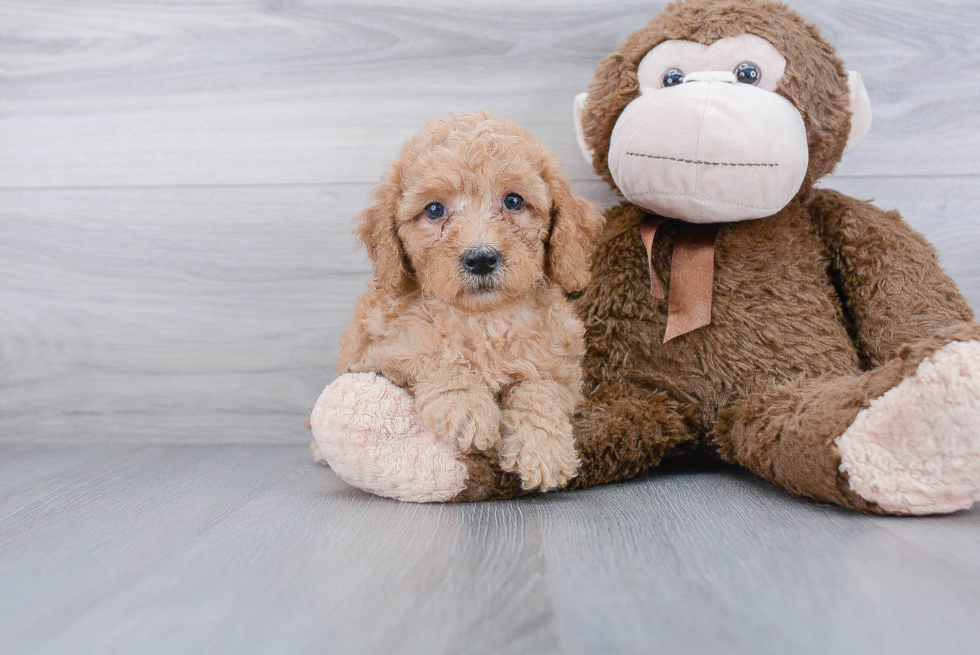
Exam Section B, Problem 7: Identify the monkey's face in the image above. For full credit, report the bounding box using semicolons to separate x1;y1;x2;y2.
574;0;872;224
610;34;809;223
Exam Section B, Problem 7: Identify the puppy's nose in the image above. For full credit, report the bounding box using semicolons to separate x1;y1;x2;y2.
461;247;500;276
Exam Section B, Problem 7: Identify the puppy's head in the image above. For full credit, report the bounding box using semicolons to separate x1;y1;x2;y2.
356;112;604;312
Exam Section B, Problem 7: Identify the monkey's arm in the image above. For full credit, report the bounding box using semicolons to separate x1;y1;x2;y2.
810;188;974;367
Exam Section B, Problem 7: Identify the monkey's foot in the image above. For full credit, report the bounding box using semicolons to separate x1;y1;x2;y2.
310;373;468;502
837;340;980;514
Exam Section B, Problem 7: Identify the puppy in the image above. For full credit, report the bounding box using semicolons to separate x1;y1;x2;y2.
327;112;604;491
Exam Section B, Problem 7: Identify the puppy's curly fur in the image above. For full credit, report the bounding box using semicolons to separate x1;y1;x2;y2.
327;112;604;491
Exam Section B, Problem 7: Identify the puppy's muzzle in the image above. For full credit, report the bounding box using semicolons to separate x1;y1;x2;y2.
461;247;500;277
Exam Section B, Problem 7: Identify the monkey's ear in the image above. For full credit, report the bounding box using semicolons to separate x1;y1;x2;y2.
545;158;605;293
354;177;412;292
843;71;873;154
573;92;595;166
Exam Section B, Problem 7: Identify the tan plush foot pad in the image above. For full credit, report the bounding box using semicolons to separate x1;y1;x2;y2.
310;373;467;503
837;340;980;515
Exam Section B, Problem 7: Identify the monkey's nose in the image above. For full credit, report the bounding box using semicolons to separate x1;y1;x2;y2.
683;70;737;84
461;247;500;276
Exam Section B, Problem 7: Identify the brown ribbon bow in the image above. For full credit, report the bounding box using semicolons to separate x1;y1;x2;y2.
639;215;720;343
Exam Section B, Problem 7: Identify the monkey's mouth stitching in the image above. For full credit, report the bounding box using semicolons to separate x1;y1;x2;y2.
626;152;778;168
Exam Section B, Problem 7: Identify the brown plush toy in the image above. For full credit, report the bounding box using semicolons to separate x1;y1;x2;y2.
311;0;980;514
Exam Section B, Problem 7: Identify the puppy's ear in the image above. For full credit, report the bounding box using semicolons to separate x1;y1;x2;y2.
355;171;412;292
544;156;605;293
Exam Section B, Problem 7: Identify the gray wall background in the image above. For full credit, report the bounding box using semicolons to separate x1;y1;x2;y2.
2;0;978;443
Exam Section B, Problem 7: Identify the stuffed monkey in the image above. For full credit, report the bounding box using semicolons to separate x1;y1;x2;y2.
311;0;980;514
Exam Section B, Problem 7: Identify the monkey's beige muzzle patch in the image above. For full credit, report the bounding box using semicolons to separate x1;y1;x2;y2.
608;80;809;224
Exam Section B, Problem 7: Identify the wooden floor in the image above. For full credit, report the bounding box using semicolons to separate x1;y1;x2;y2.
2;444;979;655
2;1;980;653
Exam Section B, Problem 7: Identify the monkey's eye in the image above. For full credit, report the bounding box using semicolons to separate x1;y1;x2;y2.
662;69;685;88
503;193;525;211
735;62;761;85
424;202;446;221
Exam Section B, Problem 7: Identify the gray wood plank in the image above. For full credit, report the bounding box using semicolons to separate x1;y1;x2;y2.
2;443;978;655
0;185;365;442
0;443;139;515
1;0;978;188
537;473;980;655
1;444;560;655
0;444;300;653
1;178;977;442
0;443;136;494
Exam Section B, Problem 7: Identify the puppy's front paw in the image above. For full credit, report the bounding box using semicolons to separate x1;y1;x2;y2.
419;390;500;454
498;413;580;492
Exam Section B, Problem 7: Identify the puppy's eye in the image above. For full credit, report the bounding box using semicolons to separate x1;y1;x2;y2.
734;62;761;85
503;193;525;211
424;202;446;221
663;68;685;87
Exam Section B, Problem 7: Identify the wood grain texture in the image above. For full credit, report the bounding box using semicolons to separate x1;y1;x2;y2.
1;0;978;189
1;444;978;655
1;178;977;442
3;4;980;653
1;0;978;443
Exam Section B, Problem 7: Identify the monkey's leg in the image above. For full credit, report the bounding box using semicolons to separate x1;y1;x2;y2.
715;326;980;514
568;382;696;490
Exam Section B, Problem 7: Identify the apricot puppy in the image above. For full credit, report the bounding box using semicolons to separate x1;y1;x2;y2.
333;112;604;491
